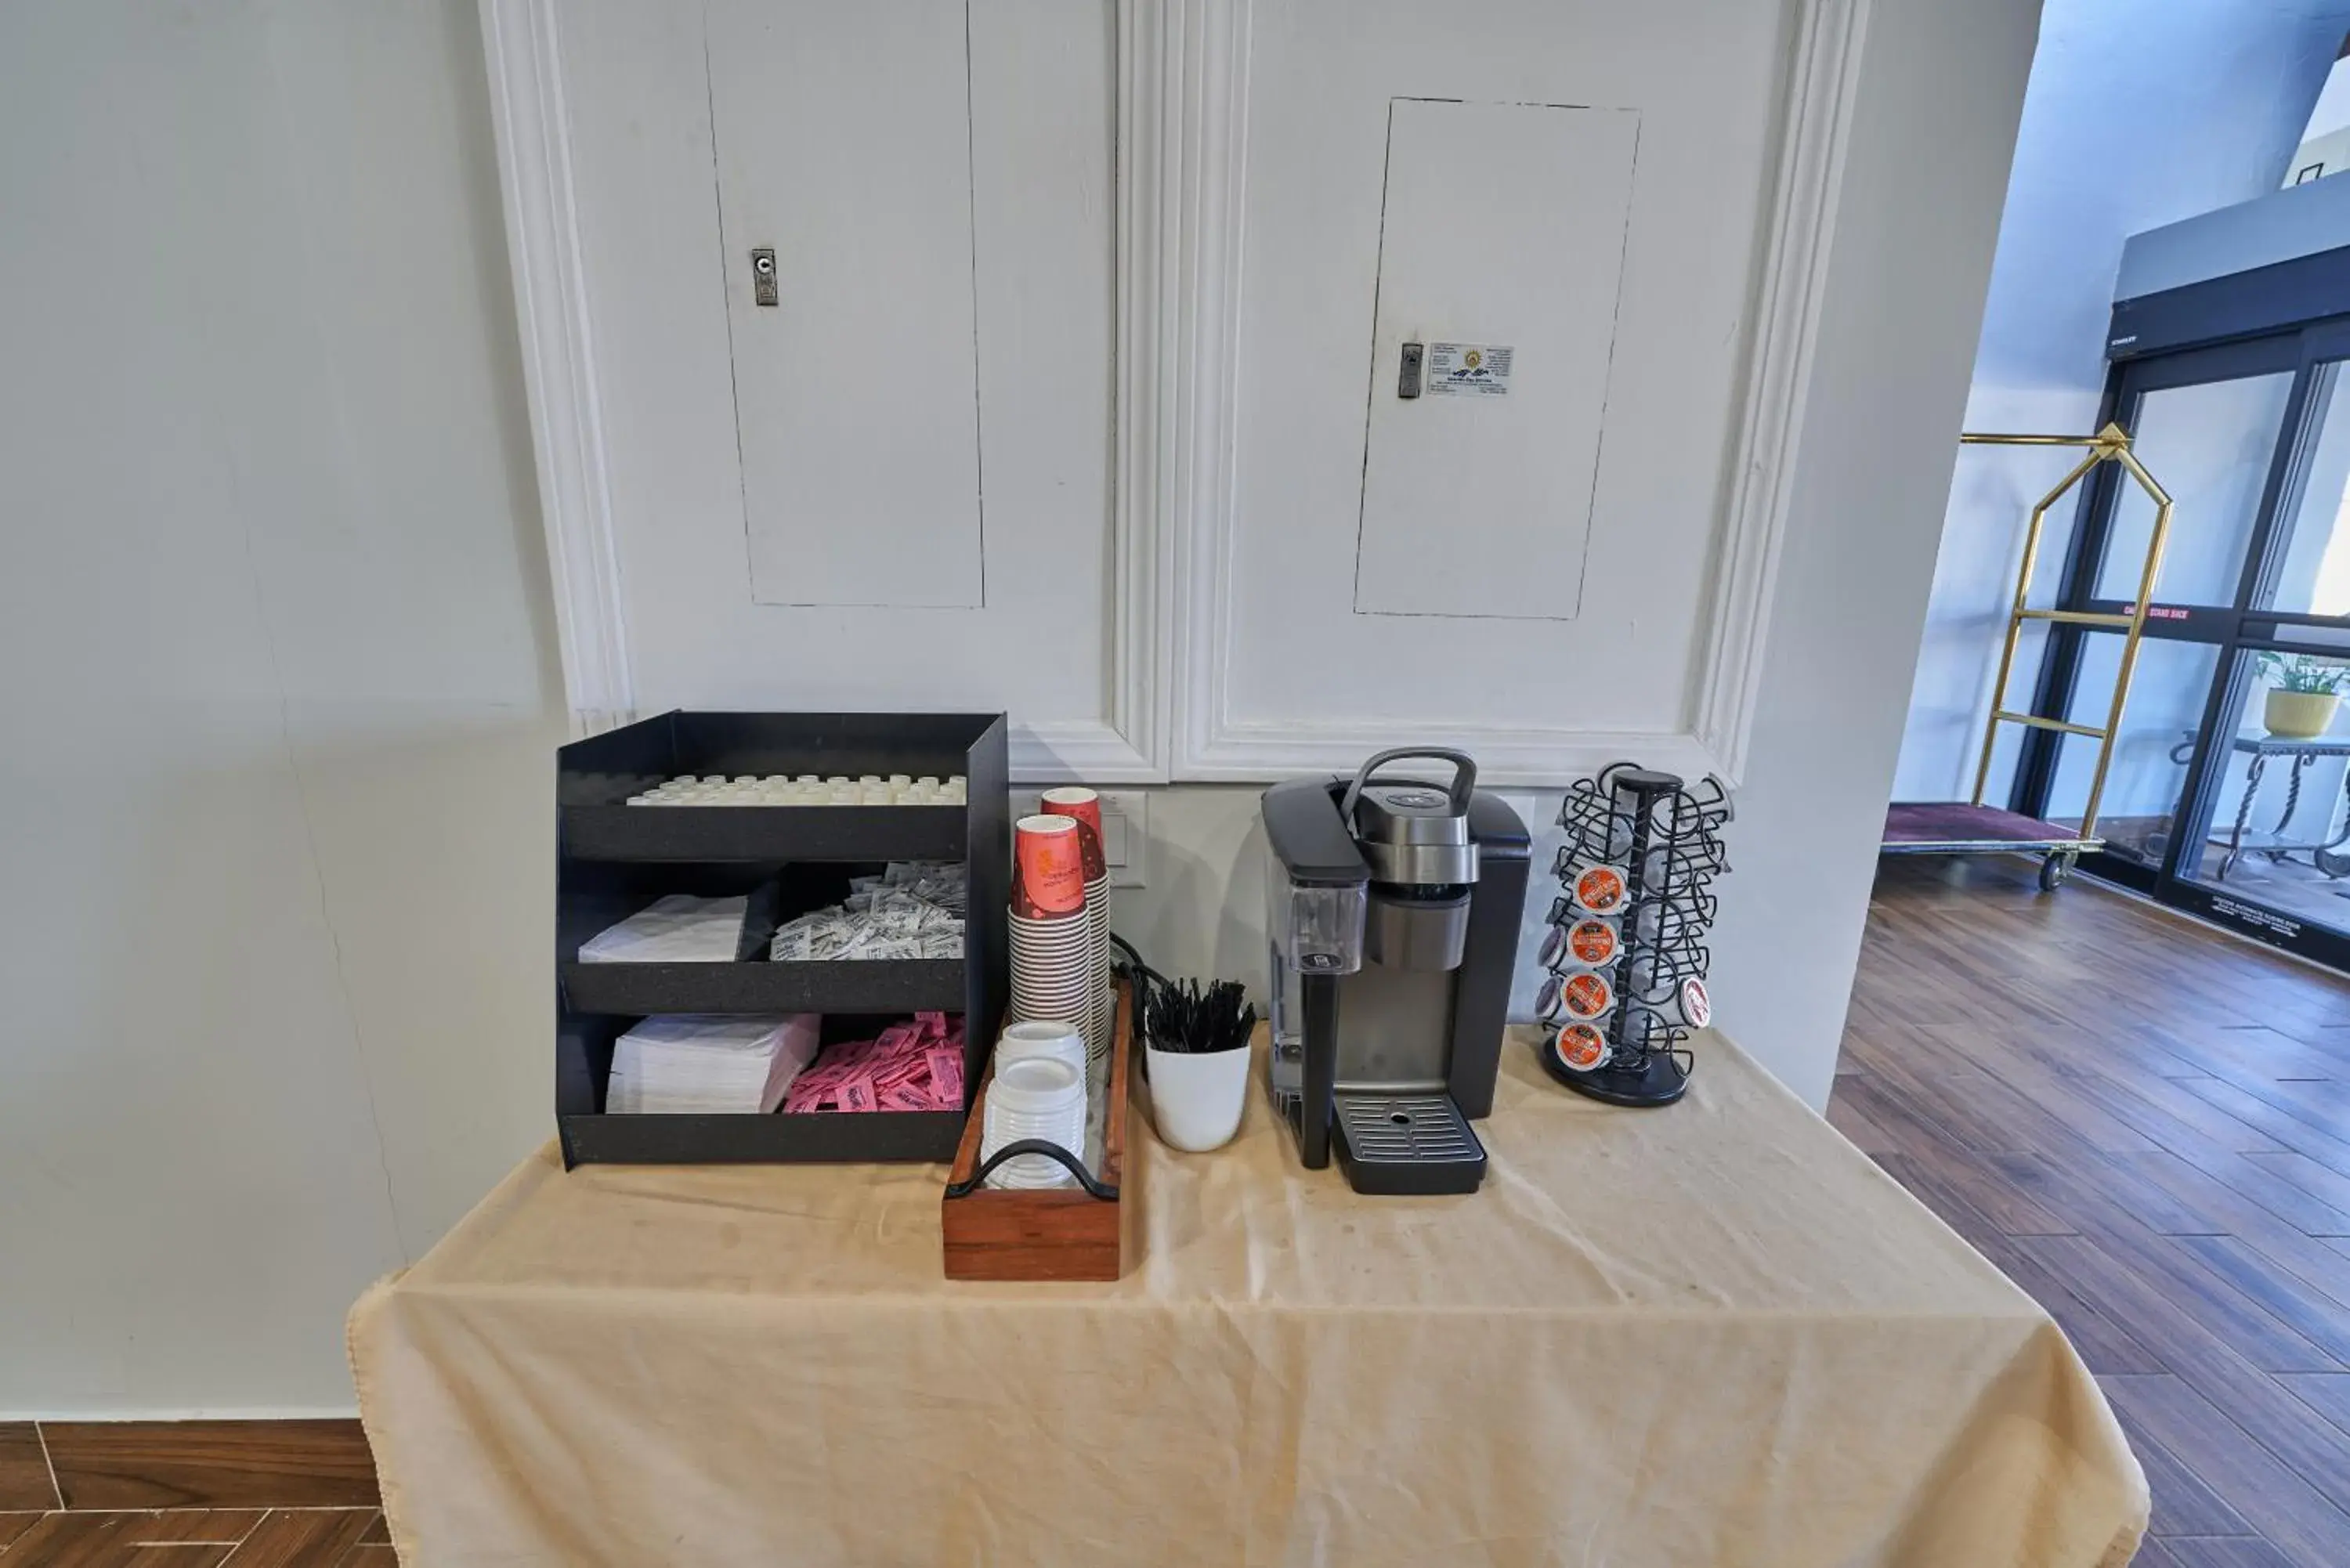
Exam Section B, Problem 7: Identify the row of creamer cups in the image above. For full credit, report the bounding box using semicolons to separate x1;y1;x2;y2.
981;1021;1093;1189
627;773;968;807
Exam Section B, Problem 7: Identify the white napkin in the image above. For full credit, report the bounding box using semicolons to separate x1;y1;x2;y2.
607;1013;819;1114
580;894;748;964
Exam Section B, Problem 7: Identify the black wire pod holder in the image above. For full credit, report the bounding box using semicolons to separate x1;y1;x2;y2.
1538;764;1731;1107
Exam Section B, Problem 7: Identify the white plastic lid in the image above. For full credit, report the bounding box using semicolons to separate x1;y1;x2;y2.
998;1021;1086;1073
991;1056;1083;1115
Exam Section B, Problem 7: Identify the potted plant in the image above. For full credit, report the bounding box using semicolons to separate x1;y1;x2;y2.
2258;652;2350;739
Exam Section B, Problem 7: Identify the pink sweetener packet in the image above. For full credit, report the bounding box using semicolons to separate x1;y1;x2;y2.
926;1048;964;1109
838;1077;878;1114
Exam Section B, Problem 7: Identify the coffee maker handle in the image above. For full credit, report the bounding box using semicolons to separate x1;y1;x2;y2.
1340;748;1479;826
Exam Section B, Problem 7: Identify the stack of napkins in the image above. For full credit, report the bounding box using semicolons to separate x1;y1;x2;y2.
607;1013;819;1114
580;894;748;964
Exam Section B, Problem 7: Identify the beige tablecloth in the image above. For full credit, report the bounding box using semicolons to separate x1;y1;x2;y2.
349;1032;2146;1566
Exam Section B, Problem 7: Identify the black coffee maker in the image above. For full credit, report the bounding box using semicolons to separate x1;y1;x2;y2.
1260;750;1531;1194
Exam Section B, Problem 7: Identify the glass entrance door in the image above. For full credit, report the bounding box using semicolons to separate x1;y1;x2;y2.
2026;324;2350;968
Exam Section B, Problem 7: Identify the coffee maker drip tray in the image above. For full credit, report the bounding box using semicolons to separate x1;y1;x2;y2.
1333;1093;1488;1195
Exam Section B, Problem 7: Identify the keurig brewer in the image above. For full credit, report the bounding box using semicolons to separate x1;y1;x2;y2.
1261;750;1531;1194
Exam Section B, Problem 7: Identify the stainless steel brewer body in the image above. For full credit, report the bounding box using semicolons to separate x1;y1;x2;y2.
1261;750;1531;1194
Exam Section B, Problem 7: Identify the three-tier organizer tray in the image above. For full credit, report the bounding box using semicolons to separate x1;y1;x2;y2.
555;710;1008;1166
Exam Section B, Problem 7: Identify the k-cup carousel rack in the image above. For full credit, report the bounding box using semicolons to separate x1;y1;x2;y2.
1537;764;1730;1107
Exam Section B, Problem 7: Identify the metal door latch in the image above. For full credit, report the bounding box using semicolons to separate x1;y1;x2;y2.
1397;341;1423;399
750;247;778;308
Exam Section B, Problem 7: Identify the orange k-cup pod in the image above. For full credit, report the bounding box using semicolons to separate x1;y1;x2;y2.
1573;864;1629;915
1567;918;1618;966
1554;1022;1610;1073
1560;969;1613;1021
1041;786;1107;881
1014;814;1087;915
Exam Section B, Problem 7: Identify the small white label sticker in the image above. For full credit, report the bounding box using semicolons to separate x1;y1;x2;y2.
1425;342;1513;397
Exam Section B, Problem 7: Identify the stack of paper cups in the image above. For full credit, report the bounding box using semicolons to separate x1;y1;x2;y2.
981;1056;1087;1189
1008;814;1095;1053
1043;786;1115;1067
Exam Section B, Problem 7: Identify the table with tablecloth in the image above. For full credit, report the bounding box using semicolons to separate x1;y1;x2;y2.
349;1031;2146;1566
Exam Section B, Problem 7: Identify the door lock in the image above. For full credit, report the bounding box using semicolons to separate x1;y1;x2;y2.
750;247;779;308
1397;341;1424;399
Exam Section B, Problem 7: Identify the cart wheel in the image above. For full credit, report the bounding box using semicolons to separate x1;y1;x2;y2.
2039;851;2074;892
2318;847;2350;880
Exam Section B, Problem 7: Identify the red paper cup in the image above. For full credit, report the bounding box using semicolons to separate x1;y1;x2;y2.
1042;787;1107;881
1014;814;1087;916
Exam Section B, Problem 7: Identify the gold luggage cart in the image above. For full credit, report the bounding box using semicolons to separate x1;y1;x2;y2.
1881;424;2175;891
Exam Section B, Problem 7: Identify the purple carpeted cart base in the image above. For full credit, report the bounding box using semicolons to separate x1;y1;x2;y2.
1882;801;2099;852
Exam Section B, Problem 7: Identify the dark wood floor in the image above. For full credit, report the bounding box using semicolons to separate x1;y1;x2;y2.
0;1420;382;1566
0;1509;386;1567
1833;855;2350;1568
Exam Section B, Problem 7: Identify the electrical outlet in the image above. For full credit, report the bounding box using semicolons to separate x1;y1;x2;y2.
1018;788;1149;887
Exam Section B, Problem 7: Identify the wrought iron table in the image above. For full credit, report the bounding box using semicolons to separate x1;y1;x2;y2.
2171;731;2350;880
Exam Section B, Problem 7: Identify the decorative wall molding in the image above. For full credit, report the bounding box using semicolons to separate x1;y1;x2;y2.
479;0;635;739
1186;721;1726;790
1012;721;1160;783
486;0;1858;789
1692;0;1872;785
1171;0;1869;788
486;0;1178;777
1152;0;1256;783
1101;0;1240;785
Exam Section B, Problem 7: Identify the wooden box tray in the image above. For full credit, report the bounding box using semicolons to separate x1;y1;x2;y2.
942;981;1136;1282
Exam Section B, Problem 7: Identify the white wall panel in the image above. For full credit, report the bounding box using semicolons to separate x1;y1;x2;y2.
562;0;1124;771
1355;99;1637;623
709;1;985;609
1199;0;1788;772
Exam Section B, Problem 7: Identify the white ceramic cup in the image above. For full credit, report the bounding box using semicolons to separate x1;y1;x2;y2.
1146;1044;1250;1153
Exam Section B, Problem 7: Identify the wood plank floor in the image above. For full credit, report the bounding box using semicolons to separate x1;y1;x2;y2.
0;1422;382;1567
0;1508;385;1567
1835;855;2350;1568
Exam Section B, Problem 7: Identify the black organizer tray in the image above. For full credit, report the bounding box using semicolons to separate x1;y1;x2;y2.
554;710;1009;1168
561;958;967;1017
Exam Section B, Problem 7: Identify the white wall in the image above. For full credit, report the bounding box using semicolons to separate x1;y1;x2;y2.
0;0;2044;1417
1109;0;2046;1111
0;1;562;1414
1894;0;2350;805
1701;0;2041;1107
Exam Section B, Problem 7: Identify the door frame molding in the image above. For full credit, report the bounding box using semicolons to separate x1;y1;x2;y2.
479;0;634;739
480;0;1867;787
